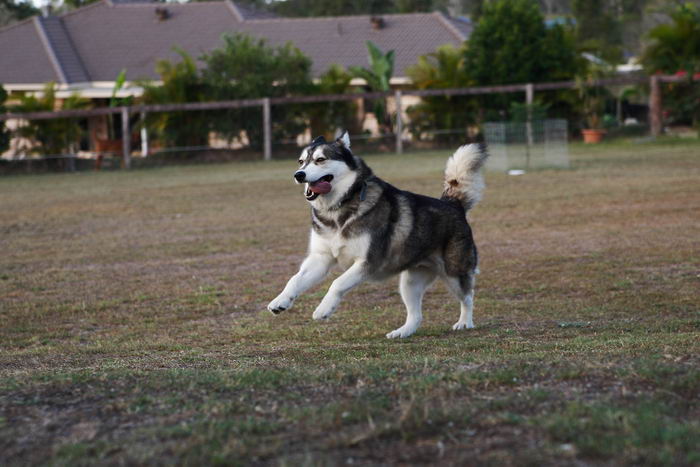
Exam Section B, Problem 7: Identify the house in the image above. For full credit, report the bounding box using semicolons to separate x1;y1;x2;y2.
0;0;471;97
0;0;471;156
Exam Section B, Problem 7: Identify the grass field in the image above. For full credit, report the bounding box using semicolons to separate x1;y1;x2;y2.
1;139;699;465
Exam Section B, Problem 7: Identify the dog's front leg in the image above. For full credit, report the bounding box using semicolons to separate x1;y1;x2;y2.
312;261;368;320
268;253;335;314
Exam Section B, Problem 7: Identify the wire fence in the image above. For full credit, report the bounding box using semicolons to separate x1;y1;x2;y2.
0;74;691;174
483;119;569;171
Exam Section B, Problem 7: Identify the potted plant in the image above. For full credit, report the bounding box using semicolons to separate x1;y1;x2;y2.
581;95;606;143
577;61;610;143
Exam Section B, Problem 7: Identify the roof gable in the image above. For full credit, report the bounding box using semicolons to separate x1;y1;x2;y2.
0;0;471;86
36;16;90;83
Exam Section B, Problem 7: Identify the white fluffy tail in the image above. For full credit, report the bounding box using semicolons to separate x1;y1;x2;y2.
442;144;488;212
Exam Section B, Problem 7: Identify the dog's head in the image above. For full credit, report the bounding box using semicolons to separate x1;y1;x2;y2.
293;131;358;203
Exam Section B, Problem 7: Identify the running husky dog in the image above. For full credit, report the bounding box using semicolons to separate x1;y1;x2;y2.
267;132;488;338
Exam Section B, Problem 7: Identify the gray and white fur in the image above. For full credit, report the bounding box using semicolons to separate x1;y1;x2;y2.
267;132;488;338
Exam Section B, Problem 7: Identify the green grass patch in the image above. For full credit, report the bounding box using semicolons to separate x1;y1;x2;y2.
1;140;699;465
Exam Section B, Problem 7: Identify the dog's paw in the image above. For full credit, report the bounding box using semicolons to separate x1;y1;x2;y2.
452;321;474;331
267;295;294;314
312;302;336;320
386;325;418;339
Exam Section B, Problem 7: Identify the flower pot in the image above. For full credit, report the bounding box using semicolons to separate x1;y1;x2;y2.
582;129;606;144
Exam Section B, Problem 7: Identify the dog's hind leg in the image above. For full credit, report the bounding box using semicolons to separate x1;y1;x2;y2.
387;267;437;339
444;273;475;330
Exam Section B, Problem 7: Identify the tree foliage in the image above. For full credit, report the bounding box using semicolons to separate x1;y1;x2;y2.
307;64;359;139
141;50;210;148
10;83;89;157
268;0;448;17
349;41;395;132
141;35;315;150
61;0;99;10
464;0;579;86
405;44;477;141
200;33;313;148
642;3;700;127
0;0;39;27
463;0;580;121
642;2;700;75
572;0;624;64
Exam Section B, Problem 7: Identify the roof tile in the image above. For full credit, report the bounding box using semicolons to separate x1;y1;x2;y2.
0;0;469;85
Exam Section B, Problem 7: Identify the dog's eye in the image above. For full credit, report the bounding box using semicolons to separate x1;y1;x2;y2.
297;159;303;165
315;157;326;163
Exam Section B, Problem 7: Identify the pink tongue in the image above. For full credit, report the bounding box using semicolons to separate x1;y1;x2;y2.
309;181;332;194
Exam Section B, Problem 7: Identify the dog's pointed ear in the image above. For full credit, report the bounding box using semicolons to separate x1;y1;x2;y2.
336;130;351;148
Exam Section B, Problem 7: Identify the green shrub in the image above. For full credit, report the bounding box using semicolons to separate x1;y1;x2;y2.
307;64;359;140
349;41;395;134
10;83;89;158
140;50;210;148
642;3;700;128
464;0;580;120
405;44;477;142
201;33;313;149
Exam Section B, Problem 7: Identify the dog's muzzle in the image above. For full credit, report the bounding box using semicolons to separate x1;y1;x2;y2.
294;171;306;183
304;174;333;201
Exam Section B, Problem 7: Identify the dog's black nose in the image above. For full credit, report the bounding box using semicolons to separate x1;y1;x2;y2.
293;171;306;183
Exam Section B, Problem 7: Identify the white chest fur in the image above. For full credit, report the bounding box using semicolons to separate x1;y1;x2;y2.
310;229;370;271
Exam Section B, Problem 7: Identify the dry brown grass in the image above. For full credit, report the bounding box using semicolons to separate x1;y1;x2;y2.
1;138;699;465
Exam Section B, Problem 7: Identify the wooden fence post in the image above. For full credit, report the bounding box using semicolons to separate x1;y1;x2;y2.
649;75;662;137
121;106;131;169
263;98;271;161
394;90;403;155
525;83;534;169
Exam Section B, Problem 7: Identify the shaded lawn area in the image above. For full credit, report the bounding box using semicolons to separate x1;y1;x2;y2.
1;139;699;465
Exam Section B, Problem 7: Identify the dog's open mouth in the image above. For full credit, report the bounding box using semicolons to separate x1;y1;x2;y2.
305;175;333;200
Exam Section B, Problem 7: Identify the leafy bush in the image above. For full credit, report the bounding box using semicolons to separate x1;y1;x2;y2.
642;3;700;128
463;0;580;120
140;50;210;148
200;33;313;149
405;44;477;142
464;0;578;86
572;0;624;65
307;64;359;139
349;41;395;134
10;83;89;158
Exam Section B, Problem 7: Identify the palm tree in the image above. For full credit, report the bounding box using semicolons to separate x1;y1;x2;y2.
405;44;476;143
642;4;700;76
642;3;700;128
349;41;395;133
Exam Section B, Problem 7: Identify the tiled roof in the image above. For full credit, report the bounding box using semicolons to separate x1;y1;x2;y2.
234;12;469;78
233;2;280;20
0;0;471;86
36;16;90;83
0;19;59;84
